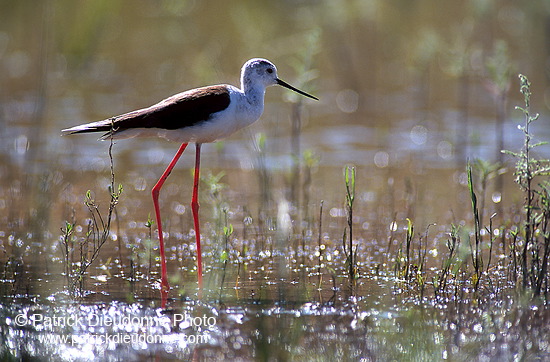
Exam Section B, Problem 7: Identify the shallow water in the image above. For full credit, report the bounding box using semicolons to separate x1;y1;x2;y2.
3;273;549;360
2;1;550;360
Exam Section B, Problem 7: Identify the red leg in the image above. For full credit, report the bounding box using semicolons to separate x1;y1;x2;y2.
152;142;188;307
192;143;203;290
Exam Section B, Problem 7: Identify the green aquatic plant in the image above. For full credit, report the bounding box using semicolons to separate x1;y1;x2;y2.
343;165;357;283
60;133;123;296
219;211;233;299
467;161;482;290
394;218;414;281
471;158;501;225
317;200;325;288
202;170;229;243
504;74;550;296
434;224;460;299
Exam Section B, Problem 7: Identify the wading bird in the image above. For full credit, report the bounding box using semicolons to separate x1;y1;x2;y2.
63;58;318;305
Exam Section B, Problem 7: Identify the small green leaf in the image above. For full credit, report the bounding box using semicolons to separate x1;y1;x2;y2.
220;250;229;262
223;224;234;237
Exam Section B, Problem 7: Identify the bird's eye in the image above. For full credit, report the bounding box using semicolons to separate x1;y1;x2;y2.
266;68;273;74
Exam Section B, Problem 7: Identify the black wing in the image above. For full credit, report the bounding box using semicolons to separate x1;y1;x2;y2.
63;85;231;136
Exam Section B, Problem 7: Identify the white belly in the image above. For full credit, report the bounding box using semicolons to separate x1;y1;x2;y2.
111;103;261;143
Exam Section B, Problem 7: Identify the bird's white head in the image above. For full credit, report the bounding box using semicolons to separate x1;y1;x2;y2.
241;58;279;90
240;58;318;100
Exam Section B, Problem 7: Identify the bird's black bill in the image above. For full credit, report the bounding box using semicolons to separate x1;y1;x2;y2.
276;79;319;100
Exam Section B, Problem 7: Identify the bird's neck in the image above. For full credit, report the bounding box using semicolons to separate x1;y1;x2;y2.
241;77;266;105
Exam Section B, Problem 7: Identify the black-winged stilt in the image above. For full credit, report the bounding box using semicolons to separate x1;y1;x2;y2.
63;58;318;304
